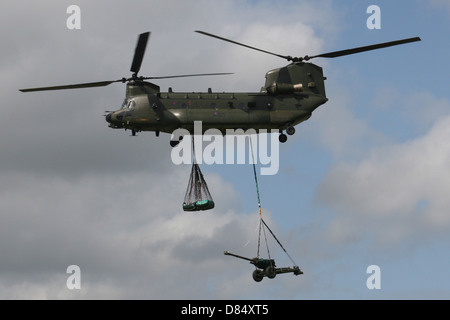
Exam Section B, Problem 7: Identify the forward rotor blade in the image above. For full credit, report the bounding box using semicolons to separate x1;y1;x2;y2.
143;72;233;80
306;37;421;60
19;79;123;92
130;32;150;75
195;30;292;61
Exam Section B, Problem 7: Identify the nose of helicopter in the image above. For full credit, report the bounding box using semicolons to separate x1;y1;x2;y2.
105;112;112;123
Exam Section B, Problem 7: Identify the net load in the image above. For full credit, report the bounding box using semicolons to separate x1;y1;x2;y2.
183;163;215;211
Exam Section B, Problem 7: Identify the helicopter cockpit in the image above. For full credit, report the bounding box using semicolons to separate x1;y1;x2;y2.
105;98;136;127
121;98;136;110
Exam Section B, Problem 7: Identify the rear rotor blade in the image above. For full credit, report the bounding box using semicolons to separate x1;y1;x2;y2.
19;79;124;92
143;72;233;80
197;30;421;63
130;32;150;75
195;30;293;61
306;37;421;60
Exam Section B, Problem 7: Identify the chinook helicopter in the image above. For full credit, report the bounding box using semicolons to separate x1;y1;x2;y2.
20;31;420;145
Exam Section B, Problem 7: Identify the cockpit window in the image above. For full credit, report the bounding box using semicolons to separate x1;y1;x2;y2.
121;98;136;109
127;100;136;109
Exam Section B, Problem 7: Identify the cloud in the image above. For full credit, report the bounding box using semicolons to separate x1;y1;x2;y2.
368;88;450;140
3;0;417;300
302;82;391;162
0;168;270;299
316;102;450;247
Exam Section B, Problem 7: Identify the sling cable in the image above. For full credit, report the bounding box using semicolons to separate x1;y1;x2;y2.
224;135;303;282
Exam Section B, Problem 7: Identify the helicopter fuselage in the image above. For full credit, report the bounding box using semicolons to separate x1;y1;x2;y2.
105;61;328;142
19;30;420;145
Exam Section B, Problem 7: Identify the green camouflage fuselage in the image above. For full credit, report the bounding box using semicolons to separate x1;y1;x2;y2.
106;62;328;135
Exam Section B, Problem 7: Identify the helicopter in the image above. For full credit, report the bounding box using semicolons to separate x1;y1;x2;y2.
20;31;421;145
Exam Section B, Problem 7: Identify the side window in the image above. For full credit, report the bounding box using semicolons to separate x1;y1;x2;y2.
127;100;136;109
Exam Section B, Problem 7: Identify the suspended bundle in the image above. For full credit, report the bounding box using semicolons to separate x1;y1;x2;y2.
183;163;215;211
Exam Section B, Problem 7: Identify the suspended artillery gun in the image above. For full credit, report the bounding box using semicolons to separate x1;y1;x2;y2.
224;251;303;282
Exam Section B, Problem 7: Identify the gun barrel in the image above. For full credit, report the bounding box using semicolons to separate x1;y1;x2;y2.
224;251;253;262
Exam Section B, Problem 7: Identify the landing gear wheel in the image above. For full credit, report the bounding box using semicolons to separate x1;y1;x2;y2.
279;133;287;143
170;135;183;147
286;126;295;135
265;266;276;279
252;269;264;282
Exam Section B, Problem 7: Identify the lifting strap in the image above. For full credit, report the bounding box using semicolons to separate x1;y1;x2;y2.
249;135;298;267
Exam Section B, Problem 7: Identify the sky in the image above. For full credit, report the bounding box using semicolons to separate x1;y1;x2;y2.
0;0;449;300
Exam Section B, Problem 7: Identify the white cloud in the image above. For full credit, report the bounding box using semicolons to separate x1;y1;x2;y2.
304;83;391;161
5;0;324;299
0;168;272;299
369;88;450;138
9;0;444;300
316;105;450;247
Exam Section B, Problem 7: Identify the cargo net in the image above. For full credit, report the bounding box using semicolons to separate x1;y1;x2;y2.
183;163;215;212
